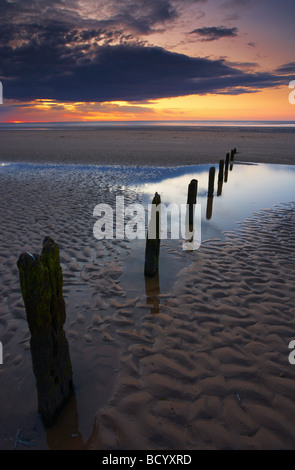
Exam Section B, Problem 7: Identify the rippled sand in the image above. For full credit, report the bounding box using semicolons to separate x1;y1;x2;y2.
87;203;295;450
0;158;295;449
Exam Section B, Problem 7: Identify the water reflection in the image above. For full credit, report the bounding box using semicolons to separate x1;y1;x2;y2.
145;272;161;314
45;393;85;450
130;163;295;242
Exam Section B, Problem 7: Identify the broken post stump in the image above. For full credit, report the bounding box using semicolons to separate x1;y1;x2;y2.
17;237;73;426
230;149;235;161
144;192;161;278
187;179;198;231
208;167;215;197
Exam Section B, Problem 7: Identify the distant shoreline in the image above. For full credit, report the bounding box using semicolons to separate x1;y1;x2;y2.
1;126;295;167
1;120;295;130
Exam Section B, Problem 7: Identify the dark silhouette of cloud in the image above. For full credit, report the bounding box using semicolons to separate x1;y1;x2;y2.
1;42;288;103
275;62;295;75
0;0;290;104
189;26;238;41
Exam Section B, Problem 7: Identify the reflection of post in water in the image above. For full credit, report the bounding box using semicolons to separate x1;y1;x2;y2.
186;179;198;233
206;166;215;220
17;237;74;427
45;393;84;449
144;192;161;278
145;272;161;314
217;159;224;197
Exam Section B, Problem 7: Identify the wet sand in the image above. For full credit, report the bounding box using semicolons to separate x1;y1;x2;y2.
1;126;295;166
0;128;295;450
87;203;295;450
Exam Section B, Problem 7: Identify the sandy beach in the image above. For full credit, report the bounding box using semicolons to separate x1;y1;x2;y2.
1;126;295;450
1;126;295;166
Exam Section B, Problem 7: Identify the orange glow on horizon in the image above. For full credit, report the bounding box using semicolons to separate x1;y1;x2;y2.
2;86;295;123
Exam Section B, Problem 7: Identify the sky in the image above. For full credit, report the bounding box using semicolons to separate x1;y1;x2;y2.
0;0;295;122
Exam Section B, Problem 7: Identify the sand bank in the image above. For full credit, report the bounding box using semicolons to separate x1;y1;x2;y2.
1;126;295;166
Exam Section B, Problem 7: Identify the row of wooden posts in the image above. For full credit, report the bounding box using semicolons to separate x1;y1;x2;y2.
16;148;236;425
144;147;237;278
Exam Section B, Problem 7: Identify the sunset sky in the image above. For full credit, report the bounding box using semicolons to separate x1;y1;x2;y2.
1;0;295;122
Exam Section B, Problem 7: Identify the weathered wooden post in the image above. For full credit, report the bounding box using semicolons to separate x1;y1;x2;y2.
187;179;198;231
17;237;73;426
206;167;215;220
217;160;224;197
206;195;214;220
224;153;230;183
144;192;161;278
208;166;215;197
218;160;224;181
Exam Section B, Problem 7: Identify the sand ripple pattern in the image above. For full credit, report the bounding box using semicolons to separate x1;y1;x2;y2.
1;163;295;450
88;203;295;450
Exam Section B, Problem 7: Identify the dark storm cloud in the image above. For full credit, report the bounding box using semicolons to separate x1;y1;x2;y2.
1;42;288;102
0;0;289;103
0;0;206;37
189;26;238;41
275;62;295;75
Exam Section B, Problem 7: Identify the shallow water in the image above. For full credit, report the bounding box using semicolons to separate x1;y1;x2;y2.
0;160;294;449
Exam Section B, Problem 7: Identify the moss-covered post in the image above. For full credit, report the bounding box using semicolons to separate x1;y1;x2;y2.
17;237;73;426
144;192;161;278
187;179;198;231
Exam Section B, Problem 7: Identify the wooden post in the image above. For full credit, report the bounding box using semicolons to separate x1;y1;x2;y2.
144;192;161;278
17;237;73;426
208;167;215;197
218;160;224;181
206;196;214;220
186;179;198;231
217;160;224;196
224;153;229;183
230;149;235;161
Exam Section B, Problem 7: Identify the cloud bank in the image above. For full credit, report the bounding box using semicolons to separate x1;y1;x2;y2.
0;0;291;104
189;26;238;41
